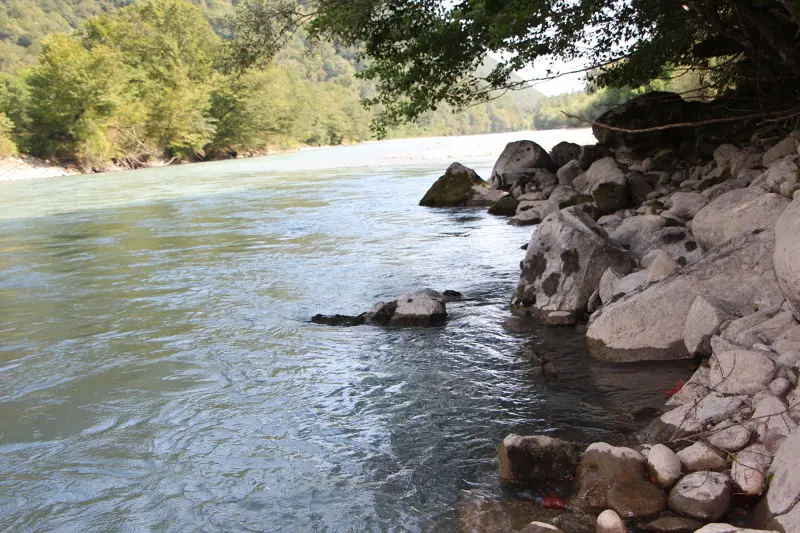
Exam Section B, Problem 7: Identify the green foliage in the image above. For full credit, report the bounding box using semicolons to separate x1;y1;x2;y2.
233;0;800;130
0;112;17;156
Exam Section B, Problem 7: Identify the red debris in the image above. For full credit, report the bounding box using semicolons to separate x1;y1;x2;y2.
541;492;566;508
661;380;685;397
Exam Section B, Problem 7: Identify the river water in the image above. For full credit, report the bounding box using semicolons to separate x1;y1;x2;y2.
0;130;692;533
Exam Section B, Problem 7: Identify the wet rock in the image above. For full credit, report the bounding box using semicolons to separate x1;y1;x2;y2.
370;290;447;326
545;311;577;326
491;141;558;189
457;495;565;533
676;442;727;473
731;443;772;495
488;196;520;216
550;141;581;168
596;509;626;533
665;192;708;221
551;512;595;533
420;163;504;207
707;422;752;453
512;206;636;319
775;198;800;321
587;229;784;362
607;480;668;519
647;444;682;489
683;296;739;355
311;313;368;327
641;516;703;533
498;434;580;485
690;189;789;250
668;471;732;521
442;290;464;302
708;337;777;395
569;442;659;514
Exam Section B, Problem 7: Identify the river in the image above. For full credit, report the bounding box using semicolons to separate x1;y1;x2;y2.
0;129;692;532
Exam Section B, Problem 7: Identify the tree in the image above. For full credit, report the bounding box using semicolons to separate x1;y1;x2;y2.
232;0;800;133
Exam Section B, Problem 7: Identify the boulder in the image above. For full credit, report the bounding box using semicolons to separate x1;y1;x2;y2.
770;377;792;397
708;337;777;395
694;525;779;533
548;185;585;209
510;203;557;226
627;171;655;204
497;434;580;484
508;169;559;198
612;271;649;299
587;229;784;362
549;141;581;168
731;444;772;495
763;134;799;167
760;427;800;531
721;307;798;348
775;198;800;321
556;160;582;186
676;442;727;473
647;444;683;489
683;296;739;355
609;216;703;265
668;472;732;522
714;144;762;176
491;141;558;189
569;443;665;517
647;253;679;280
370;290;447;326
573;158;630;212
599;267;626;305
643;393;748;442
665;366;711;409
596;509;626;533
578;145;612;170
665;192;708;221
690;189;790;250
641;516;703;533
592;92;704;149
512;207;636;318
750;391;797;440
761;156;800;198
420;163;504;207
488;196;520;216
707;422;752;453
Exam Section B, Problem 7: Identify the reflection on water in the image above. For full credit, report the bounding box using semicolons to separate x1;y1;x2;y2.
0;129;691;532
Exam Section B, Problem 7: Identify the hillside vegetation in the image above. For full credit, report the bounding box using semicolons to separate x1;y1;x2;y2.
0;0;556;169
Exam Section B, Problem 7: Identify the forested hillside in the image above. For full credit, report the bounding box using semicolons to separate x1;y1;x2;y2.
0;0;550;169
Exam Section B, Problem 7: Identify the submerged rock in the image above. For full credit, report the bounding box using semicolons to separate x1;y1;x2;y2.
311;313;367;327
487;195;520;216
641;515;703;533
420;163;504;207
314;290;448;328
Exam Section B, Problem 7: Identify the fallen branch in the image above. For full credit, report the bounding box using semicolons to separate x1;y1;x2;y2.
562;108;800;134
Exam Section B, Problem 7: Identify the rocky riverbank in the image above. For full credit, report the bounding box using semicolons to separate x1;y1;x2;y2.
418;92;800;533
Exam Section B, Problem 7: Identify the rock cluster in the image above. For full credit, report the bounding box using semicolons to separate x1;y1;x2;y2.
416;92;800;533
312;289;459;327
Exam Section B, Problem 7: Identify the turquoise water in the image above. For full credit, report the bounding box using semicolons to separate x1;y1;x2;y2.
0;130;690;532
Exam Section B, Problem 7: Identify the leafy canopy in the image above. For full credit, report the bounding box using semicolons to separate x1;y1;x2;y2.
232;0;800;132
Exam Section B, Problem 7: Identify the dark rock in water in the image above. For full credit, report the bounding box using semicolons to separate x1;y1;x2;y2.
491;141;558;190
550;512;595;533
498;434;581;485
607;480;667;518
311;313;367;327
549;141;581;168
488;196;520;217
458;495;565;533
420;162;505;207
442;290;464;302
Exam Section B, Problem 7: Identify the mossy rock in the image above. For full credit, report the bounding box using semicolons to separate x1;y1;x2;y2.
420;162;486;207
488;196;519;217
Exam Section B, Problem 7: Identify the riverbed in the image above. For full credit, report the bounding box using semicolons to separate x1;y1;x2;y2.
0;129;693;532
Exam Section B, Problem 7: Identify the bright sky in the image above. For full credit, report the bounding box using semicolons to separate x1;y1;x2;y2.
516;57;590;96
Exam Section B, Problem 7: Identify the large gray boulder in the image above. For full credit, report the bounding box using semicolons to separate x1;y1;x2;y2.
690;189;789;250
683;295;739;355
512;206;636;319
609;215;703;265
775;198;800;321
420;163;505;207
573;157;630;212
587;229;784;362
758;427;800;532
708;336;777;395
491;141;558;189
549;141;581;168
